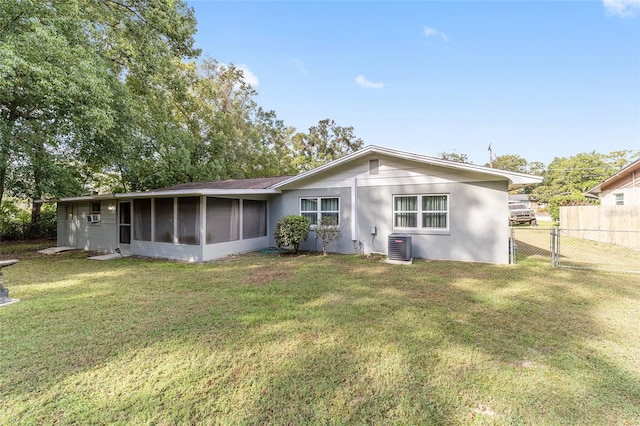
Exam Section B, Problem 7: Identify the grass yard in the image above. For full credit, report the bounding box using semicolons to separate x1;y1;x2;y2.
1;242;639;425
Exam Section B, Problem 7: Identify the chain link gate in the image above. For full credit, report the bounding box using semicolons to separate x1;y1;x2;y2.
509;227;555;266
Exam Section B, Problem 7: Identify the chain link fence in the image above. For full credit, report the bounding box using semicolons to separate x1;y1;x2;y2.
510;227;640;274
510;227;554;265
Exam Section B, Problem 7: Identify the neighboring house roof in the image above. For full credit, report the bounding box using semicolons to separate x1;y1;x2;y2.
588;157;640;195
271;145;542;190
509;194;537;202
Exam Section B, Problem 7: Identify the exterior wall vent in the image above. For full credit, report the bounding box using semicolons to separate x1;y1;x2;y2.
369;159;379;175
388;233;412;262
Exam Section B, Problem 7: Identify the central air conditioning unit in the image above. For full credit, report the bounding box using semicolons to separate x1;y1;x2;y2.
87;214;101;223
388;233;412;262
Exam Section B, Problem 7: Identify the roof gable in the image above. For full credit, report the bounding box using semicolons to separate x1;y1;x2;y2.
45;146;542;203
271;145;542;190
588;157;640;194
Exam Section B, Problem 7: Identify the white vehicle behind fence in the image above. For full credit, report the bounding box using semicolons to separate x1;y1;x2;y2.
508;203;537;226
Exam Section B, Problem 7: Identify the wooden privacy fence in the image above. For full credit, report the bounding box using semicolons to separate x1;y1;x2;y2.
560;205;640;250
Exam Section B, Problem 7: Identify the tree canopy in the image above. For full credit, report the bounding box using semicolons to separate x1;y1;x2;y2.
2;1;637;235
292;119;364;172
531;150;636;202
0;0;200;225
1;1;366;233
438;151;469;163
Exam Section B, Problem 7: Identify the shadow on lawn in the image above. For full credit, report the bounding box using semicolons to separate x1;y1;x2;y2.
235;258;640;423
1;252;639;423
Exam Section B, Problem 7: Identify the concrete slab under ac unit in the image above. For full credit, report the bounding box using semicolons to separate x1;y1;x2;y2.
385;257;413;265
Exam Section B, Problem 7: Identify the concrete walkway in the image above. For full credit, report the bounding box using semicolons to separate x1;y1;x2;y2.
37;246;76;255
88;252;132;261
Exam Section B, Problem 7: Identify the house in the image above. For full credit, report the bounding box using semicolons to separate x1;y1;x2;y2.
50;146;542;264
508;194;541;210
587;157;640;206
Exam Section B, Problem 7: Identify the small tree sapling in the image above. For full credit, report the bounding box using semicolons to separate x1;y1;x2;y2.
314;216;341;256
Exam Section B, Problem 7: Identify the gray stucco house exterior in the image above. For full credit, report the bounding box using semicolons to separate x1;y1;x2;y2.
52;146;541;264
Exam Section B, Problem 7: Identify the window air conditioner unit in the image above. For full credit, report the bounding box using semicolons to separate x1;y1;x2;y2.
388;233;412;262
87;214;101;223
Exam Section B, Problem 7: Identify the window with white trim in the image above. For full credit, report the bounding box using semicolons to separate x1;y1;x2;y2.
300;197;339;226
393;194;449;230
615;193;624;206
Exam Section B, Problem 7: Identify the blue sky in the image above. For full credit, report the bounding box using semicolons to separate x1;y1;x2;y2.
187;0;640;166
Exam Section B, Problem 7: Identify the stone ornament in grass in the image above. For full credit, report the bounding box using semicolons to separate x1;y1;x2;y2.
0;259;19;303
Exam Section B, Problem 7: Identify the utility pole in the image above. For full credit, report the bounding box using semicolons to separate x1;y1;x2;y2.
488;143;494;168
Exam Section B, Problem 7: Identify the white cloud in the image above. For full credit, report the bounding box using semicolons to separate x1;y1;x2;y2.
290;58;310;74
237;64;259;86
603;0;640;17
424;26;449;42
355;74;384;89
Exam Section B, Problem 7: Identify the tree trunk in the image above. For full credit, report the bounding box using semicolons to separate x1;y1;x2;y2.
0;148;6;208
29;138;45;236
0;125;10;208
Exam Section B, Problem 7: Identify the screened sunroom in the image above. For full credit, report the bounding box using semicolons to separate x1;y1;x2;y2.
54;176;290;262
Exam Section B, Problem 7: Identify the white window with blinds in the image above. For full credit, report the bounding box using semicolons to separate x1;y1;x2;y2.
300;197;340;226
393;194;449;231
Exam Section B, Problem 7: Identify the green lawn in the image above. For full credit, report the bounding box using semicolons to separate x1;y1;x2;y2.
1;242;639;425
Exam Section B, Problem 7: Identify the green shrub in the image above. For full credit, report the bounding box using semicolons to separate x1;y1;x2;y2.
0;199;31;240
0;199;57;240
548;193;598;222
274;215;309;254
29;203;57;239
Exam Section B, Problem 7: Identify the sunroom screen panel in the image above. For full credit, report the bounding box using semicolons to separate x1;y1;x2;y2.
133;199;151;241
243;200;267;239
206;198;240;244
155;198;174;243
178;197;200;245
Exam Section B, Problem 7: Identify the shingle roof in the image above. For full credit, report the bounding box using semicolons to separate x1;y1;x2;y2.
588;157;640;194
151;176;293;192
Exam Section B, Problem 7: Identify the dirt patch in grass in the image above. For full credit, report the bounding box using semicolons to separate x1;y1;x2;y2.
247;265;294;285
0;239;55;260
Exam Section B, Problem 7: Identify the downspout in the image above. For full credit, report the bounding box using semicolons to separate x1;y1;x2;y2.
351;177;359;249
634;170;637;205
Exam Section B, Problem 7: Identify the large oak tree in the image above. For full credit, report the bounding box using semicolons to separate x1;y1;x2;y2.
0;0;199;227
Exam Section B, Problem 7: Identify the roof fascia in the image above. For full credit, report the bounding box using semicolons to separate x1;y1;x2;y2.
271;145;542;188
587;157;640;194
40;194;118;203
134;188;280;198
42;188;280;203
